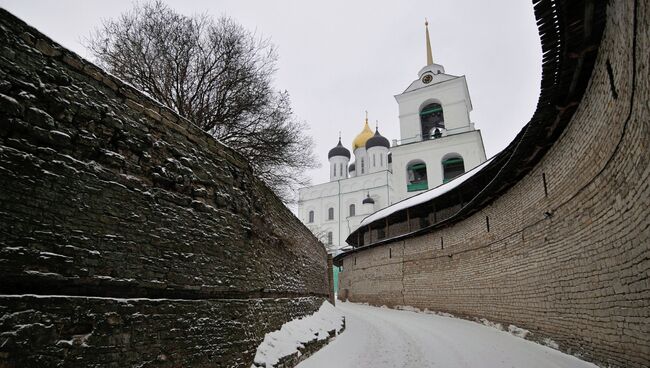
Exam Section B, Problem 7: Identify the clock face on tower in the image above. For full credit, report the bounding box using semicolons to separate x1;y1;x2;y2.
422;74;433;84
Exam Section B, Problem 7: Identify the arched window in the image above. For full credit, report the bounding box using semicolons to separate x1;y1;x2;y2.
328;207;334;220
308;210;314;223
349;204;356;217
406;160;428;192
327;231;333;245
420;102;444;140
339;163;343;176
361;158;364;174
373;154;376;167
380;154;383;166
442;154;465;183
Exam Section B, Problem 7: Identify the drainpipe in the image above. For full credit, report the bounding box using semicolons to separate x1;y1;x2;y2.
386;170;390;205
338;179;341;250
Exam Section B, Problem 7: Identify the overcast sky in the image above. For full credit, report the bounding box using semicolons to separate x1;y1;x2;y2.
0;0;542;193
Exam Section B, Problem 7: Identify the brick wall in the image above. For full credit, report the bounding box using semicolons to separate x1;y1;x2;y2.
338;1;649;367
0;9;328;367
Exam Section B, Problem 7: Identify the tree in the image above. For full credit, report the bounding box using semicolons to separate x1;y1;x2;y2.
86;1;318;202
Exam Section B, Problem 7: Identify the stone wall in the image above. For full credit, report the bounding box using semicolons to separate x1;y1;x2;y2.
0;9;329;367
338;1;649;368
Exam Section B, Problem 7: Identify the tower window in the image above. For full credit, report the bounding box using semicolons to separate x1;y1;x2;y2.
407;161;428;192
328;207;334;220
308;210;314;223
327;231;333;245
420;102;444;140
442;155;465;183
373;154;376;167
339;163;343;176
349;204;356;217
380;154;383;166
361;158;364;174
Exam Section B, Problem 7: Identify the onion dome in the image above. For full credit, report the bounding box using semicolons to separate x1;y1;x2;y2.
328;137;351;159
366;128;390;149
362;193;375;204
352;114;374;151
349;163;356;172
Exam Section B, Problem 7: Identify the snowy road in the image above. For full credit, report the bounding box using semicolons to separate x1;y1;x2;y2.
297;302;597;368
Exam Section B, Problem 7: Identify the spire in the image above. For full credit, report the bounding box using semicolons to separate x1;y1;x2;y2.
425;19;433;66
365;110;369;124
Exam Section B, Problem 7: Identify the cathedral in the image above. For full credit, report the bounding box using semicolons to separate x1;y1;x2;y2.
298;21;487;253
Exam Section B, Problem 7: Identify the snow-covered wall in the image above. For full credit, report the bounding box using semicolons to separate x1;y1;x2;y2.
337;1;649;368
0;9;329;367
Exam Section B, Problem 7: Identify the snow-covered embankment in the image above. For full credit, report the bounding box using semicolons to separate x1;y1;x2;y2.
252;301;345;368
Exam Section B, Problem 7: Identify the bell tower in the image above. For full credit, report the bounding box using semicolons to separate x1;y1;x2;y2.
389;20;487;202
394;20;475;145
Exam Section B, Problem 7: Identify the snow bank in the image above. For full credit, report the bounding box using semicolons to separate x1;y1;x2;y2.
359;157;495;227
252;301;344;368
480;318;504;331
543;337;560;349
508;324;531;339
395;305;421;313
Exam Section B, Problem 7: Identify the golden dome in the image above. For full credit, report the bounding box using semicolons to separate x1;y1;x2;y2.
352;115;374;151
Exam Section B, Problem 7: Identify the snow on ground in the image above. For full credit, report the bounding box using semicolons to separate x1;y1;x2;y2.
297;302;598;368
252;301;345;367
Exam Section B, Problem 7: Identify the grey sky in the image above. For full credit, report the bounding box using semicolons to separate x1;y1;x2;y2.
0;0;542;192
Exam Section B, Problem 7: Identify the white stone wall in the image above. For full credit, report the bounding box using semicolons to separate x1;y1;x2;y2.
298;170;393;252
352;147;368;175
390;130;486;202
367;145;389;174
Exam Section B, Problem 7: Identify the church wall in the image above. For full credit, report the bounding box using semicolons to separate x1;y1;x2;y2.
0;10;329;367
299;170;392;250
338;2;649;367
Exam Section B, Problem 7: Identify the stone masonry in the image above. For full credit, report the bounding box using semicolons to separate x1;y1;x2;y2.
0;9;329;368
337;1;649;368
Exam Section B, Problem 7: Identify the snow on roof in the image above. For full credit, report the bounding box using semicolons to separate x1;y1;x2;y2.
358;157;495;228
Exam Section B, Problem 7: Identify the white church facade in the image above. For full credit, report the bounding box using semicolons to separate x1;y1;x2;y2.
298;22;487;253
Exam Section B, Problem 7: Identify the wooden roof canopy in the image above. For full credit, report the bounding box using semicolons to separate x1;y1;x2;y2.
338;0;607;262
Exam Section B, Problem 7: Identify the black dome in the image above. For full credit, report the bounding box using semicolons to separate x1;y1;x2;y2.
366;129;390;149
328;138;351;159
362;194;375;204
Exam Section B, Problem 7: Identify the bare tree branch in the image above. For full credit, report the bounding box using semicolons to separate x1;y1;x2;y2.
85;1;318;203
